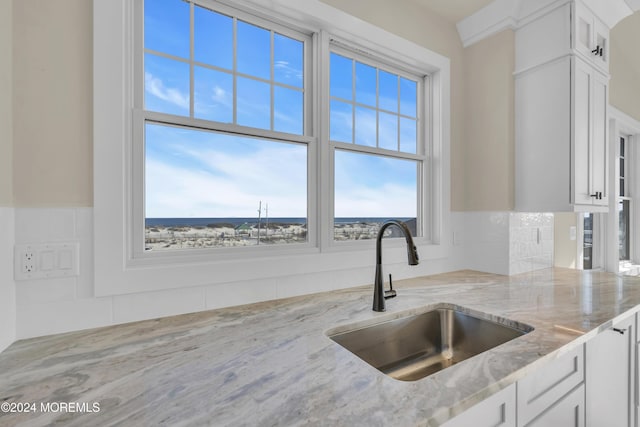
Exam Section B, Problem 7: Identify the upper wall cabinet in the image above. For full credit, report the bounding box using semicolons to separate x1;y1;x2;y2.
573;1;609;72
515;1;610;213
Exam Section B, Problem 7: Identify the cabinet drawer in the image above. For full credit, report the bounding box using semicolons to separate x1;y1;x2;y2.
442;383;515;427
517;344;584;426
526;383;584;427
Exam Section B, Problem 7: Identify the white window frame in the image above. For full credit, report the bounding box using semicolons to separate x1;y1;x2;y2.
94;0;451;297
606;106;640;273
132;0;316;260
326;43;429;246
618;134;632;262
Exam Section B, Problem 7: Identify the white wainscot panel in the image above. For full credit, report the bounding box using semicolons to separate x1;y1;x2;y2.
113;287;207;324
205;279;278;310
17;298;113;339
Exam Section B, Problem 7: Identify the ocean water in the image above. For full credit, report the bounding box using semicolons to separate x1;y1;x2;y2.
145;217;415;227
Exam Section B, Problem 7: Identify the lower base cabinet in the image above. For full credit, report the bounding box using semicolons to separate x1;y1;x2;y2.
441;312;637;427
442;383;516;427
526;384;585;427
585;314;635;427
517;345;584;426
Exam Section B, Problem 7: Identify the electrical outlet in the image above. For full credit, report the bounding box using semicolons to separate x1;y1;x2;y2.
15;242;80;281
22;248;36;273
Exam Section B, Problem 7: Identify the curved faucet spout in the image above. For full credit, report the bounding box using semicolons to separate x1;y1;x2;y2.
373;220;420;312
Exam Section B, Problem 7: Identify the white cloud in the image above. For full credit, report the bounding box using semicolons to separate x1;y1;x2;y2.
334;183;416;217
212;85;228;103
333;151;417;217
145;140;307;218
145;71;189;110
274;60;303;82
194;83;232;120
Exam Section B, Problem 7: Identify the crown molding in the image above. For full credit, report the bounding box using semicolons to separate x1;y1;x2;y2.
457;0;639;47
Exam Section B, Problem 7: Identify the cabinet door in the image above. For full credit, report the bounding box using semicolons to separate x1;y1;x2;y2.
572;1;609;72
592;18;609;70
528;384;585;427
573;2;594;59
442;383;515;427
637;341;640;427
590;70;608;206
585;315;634;427
573;58;609;208
573;58;592;205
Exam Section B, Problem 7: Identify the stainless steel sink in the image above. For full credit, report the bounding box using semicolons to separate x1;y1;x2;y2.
328;305;533;381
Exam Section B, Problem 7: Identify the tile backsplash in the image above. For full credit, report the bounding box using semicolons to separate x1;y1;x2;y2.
454;212;553;276
11;208;552;340
509;213;554;275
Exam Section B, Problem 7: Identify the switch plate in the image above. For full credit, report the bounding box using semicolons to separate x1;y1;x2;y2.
14;242;80;281
569;226;577;241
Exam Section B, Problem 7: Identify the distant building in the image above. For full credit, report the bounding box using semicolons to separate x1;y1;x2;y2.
234;223;254;236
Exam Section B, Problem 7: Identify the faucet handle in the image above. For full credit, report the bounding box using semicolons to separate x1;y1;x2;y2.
384;274;397;299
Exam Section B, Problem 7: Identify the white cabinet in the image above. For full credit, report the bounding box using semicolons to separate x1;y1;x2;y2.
573;0;609;72
515;1;609;213
637;341;640;425
637;314;640;427
527;384;585;427
586;314;635;427
442;383;515;427
572;57;609;207
441;310;639;426
517;344;584;426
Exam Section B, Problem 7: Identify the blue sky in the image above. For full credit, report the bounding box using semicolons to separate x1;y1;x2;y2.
143;0;418;219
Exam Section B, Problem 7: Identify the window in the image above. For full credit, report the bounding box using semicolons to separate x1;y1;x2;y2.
607;108;640;274
619;135;631;261
329;49;425;240
583;213;593;269
94;0;450;296
139;0;311;251
137;0;429;252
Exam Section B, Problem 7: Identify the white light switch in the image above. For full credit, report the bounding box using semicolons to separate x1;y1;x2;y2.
569;226;577;241
39;250;55;271
14;242;79;281
58;249;73;270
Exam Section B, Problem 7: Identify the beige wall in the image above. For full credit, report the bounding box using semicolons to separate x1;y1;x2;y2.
12;0;92;207
0;0;12;206
610;12;640;122
462;30;515;211
319;0;468;211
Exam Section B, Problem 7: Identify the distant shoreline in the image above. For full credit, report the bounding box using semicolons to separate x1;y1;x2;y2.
145;218;416;250
145;217;413;227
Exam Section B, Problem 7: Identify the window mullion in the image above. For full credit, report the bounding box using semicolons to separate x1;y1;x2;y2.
270;30;275;131
396;76;401;151
318;30;332;251
375;68;379;149
189;2;195;118
232;17;238;125
351;59;356;145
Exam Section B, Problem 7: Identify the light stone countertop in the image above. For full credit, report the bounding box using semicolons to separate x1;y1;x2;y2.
2;268;640;426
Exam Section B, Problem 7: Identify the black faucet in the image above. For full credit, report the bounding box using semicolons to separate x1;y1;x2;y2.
373;220;419;312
